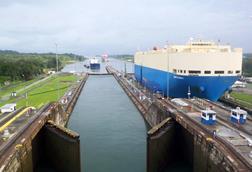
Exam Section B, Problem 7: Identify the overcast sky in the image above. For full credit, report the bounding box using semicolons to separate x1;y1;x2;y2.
0;0;251;55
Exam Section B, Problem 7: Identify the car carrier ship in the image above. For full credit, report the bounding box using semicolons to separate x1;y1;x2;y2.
89;57;100;70
134;40;243;101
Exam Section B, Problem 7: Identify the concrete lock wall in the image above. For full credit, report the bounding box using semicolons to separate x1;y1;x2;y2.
147;102;170;127
32;122;81;172
193;135;230;172
147;122;176;172
175;123;194;166
194;141;217;172
148;119;238;172
147;121;194;172
10;143;34;172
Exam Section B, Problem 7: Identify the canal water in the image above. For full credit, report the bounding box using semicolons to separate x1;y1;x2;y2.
62;58;134;74
68;75;147;172
65;60;192;172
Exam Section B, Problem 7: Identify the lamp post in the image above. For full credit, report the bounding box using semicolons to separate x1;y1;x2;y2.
124;62;127;77
75;55;77;73
25;89;28;107
22;74;28;107
55;43;60;101
55;43;59;73
167;55;170;100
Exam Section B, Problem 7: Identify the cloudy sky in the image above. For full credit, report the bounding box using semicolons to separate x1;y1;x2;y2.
0;0;251;55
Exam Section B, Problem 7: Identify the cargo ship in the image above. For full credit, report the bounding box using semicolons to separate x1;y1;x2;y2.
102;53;109;62
90;57;100;70
134;40;243;101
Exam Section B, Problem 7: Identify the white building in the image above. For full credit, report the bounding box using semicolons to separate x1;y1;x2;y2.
0;103;17;113
48;70;56;75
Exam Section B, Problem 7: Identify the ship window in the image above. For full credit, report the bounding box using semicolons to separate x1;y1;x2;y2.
180;70;183;73
188;70;201;74
184;70;186;73
214;71;224;74
232;112;237;116
173;69;177;73
204;71;211;74
235;70;241;74
228;71;233;74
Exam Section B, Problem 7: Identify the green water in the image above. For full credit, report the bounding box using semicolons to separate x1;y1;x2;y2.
68;75;147;172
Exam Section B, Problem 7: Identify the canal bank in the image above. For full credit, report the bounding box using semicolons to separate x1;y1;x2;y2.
68;75;146;172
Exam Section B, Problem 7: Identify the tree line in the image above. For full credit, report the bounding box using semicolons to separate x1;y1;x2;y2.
0;50;85;81
243;54;252;77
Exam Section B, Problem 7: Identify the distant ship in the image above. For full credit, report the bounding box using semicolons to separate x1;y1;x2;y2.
90;57;100;70
102;54;109;62
134;40;243;101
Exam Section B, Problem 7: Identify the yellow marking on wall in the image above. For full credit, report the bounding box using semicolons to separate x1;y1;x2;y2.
0;107;35;132
0;111;17;124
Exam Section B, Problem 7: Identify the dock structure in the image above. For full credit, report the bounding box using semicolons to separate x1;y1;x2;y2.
87;72;111;75
106;65;252;172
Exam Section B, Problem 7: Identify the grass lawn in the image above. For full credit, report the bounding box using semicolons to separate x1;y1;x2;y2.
0;74;79;109
0;78;40;98
17;74;79;108
230;92;252;108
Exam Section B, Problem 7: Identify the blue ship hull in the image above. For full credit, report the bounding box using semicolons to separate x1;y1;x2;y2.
90;63;100;70
134;65;239;101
